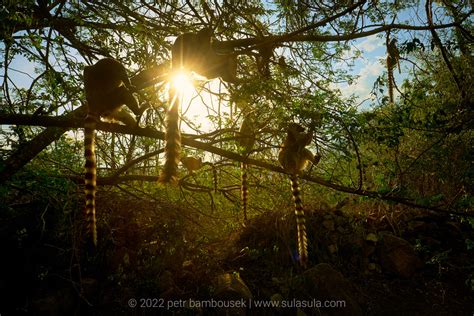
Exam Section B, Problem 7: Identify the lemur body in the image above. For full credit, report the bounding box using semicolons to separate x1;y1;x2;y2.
172;28;237;83
181;156;203;174
278;123;319;267
181;156;218;192
159;28;237;183
386;38;400;105
83;58;141;246
238;116;256;225
181;156;218;193
160;27;237;183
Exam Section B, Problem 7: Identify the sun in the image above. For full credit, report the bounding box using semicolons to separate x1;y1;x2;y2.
170;71;194;96
168;70;229;134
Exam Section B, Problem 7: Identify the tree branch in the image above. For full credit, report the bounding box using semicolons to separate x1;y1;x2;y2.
218;21;462;49
1;112;471;217
0;107;87;184
425;0;466;100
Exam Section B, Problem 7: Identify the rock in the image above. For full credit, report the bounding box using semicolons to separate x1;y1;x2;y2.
270;293;284;312
337;226;348;234
323;220;335;231
367;262;382;273
159;270;182;300
108;246;132;271
407;220;428;232
324;213;334;220
182;260;193;270
328;244;338;254
378;234;423;278
81;277;98;298
215;273;252;300
365;233;378;243
271;293;283;302
30;287;76;315
214;273;252;315
301;263;363;316
363;244;376;257
328;232;339;243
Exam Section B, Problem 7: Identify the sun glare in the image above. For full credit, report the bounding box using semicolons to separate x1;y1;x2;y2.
171;71;194;95
168;71;231;134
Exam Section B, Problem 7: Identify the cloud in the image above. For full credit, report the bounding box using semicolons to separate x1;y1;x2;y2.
332;35;387;107
331;35;392;107
339;60;385;100
339;35;384;63
359;59;385;77
356;35;384;53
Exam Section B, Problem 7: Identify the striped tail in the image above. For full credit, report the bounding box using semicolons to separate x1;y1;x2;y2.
159;88;181;183
290;174;308;267
387;66;395;105
84;114;98;246
241;162;248;225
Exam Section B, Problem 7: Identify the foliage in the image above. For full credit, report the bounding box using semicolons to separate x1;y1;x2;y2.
0;1;472;313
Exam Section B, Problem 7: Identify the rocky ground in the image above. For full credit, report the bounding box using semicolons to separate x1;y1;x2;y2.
2;194;473;315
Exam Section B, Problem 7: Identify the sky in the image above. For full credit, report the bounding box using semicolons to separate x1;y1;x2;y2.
3;33;399;114
2;33;397;141
336;34;394;108
3;1;429;121
4;0;459;112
